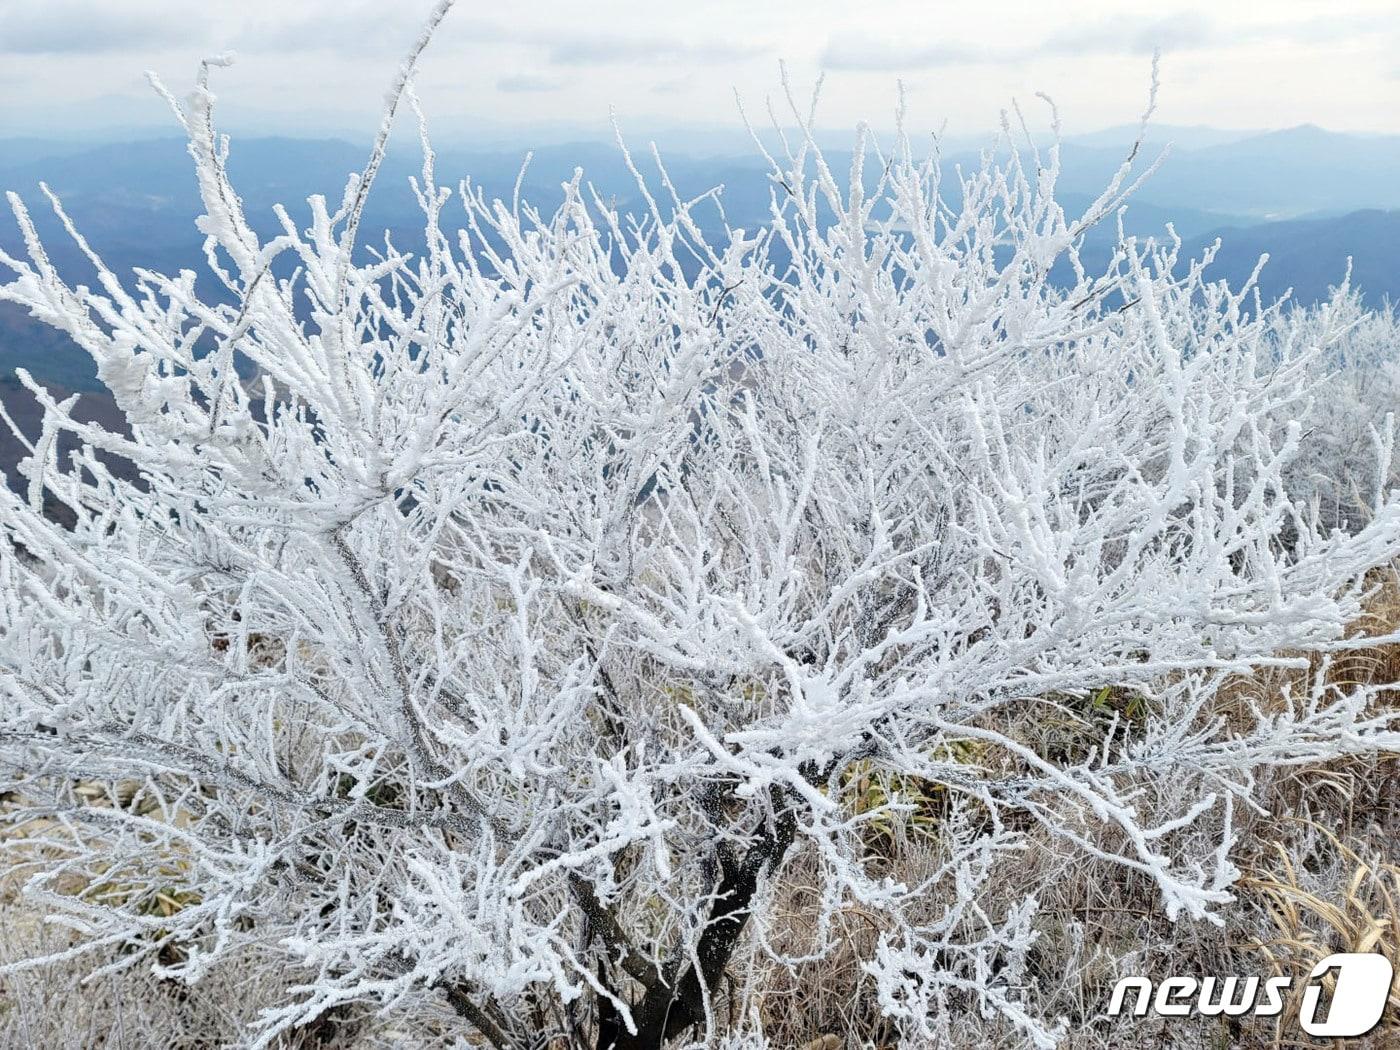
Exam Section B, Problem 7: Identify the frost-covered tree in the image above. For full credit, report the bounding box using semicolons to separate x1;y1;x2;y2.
3;20;1400;1050
1286;290;1400;532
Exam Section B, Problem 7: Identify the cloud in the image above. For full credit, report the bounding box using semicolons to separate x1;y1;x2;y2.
820;38;992;72
229;9;764;68
233;5;413;55
0;2;204;54
544;35;764;67
649;78;691;96
497;73;568;93
820;10;1388;72
1041;14;1216;58
821;16;1215;72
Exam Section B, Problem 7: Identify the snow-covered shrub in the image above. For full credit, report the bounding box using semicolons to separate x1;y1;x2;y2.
3;36;1400;1050
1285;293;1400;532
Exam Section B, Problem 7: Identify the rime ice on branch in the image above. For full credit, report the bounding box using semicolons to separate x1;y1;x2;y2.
2;43;1400;1050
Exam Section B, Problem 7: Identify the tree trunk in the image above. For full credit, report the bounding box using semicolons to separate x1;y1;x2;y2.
597;799;798;1050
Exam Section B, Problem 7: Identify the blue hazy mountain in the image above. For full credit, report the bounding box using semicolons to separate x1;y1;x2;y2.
1059;124;1265;152
0;125;1396;401
1057;126;1400;220
1183;209;1400;305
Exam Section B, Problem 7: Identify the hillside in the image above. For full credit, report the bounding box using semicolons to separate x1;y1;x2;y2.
1185;209;1400;305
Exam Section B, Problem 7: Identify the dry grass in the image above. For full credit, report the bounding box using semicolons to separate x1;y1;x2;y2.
2;577;1399;1048
738;572;1400;1050
1239;822;1400;1048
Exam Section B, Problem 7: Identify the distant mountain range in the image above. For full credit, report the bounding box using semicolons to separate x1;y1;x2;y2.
1054;125;1400;221
0;124;1395;473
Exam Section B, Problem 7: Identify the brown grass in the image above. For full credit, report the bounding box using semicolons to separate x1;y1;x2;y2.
3;576;1400;1047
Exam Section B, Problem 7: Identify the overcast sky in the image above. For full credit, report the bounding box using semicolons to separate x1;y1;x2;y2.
1;0;1397;146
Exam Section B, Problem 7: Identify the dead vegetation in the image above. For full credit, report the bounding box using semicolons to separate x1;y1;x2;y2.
3;581;1398;1049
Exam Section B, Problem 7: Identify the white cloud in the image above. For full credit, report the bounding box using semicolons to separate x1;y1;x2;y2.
0;1;205;54
0;0;1396;138
821;10;1394;72
497;73;569;93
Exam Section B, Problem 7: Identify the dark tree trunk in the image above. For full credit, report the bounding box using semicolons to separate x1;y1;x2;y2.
596;797;798;1050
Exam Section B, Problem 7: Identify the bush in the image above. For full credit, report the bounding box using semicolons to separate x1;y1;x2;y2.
2;25;1399;1050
